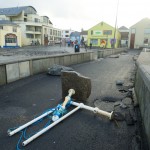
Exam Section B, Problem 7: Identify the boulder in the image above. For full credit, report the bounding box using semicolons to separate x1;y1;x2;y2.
48;64;74;75
61;71;91;101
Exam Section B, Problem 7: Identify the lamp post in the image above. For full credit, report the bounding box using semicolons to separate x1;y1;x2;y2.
113;0;119;49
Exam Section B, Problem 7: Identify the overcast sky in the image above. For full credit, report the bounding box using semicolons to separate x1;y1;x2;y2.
0;0;150;31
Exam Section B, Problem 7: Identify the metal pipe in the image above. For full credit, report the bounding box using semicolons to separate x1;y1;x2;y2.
22;105;81;146
8;109;54;136
62;89;75;108
71;101;113;120
8;89;75;136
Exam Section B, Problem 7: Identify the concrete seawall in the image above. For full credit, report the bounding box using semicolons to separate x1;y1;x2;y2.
0;52;93;85
98;48;125;58
135;50;150;148
0;48;125;85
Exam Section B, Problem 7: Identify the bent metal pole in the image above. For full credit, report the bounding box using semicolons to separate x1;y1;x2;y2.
22;104;82;146
71;101;113;120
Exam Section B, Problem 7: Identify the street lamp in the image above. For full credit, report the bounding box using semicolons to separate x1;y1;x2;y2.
113;0;119;49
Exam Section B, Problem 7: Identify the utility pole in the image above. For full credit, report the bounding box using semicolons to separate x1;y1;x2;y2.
113;0;119;49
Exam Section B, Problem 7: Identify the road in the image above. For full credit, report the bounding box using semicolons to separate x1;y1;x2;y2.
0;49;148;150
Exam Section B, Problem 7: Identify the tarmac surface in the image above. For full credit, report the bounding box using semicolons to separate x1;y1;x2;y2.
0;49;148;150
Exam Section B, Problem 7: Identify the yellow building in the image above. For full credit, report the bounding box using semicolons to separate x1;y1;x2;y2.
0;20;21;48
87;21;121;48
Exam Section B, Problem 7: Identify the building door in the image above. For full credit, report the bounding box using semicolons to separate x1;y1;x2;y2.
44;35;48;46
130;34;135;49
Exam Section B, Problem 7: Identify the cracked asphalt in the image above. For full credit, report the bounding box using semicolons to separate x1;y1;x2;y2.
0;49;148;150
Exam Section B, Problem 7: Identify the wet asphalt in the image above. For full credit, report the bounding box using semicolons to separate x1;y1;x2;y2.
0;49;147;150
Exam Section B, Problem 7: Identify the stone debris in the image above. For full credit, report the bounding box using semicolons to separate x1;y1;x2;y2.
112;111;125;121
114;101;121;107
122;97;132;105
120;102;127;109
109;54;120;58
116;80;124;86
48;64;74;75
132;54;139;61
61;71;91;101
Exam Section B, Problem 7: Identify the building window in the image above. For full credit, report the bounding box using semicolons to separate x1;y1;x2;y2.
90;39;98;45
24;18;27;22
50;29;52;35
56;31;58;36
5;38;17;43
26;34;34;38
5;34;17;43
34;18;40;23
13;27;17;32
65;31;69;33
50;36;53;40
103;30;112;35
44;28;47;34
131;28;136;34
91;30;93;35
144;38;148;44
0;26;3;29
144;29;150;34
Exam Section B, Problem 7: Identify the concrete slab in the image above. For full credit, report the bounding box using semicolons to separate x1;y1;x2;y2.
32;58;50;74
6;63;19;83
84;53;90;62
71;55;78;65
77;53;84;63
64;55;71;66
0;65;6;85
19;61;30;78
49;57;55;67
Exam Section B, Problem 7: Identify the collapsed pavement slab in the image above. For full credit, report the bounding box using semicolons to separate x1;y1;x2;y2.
61;71;91;101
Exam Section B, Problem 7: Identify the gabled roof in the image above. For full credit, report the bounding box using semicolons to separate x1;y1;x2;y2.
130;18;150;28
80;31;88;35
88;21;115;30
0;20;18;26
119;26;129;30
0;6;37;16
70;31;80;36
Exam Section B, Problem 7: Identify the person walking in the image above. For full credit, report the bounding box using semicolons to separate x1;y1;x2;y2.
90;42;92;49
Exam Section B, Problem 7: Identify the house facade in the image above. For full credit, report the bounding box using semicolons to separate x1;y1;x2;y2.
0;6;61;46
70;31;81;44
0;20;21;48
61;29;74;42
118;26;129;47
87;22;121;48
128;18;150;49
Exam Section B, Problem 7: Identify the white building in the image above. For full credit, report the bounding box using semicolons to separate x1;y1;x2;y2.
0;6;61;46
128;18;150;49
61;29;75;42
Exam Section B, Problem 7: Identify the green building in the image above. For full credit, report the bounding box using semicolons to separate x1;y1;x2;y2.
87;21;121;48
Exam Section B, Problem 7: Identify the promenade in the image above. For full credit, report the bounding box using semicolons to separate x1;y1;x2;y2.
0;49;148;150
